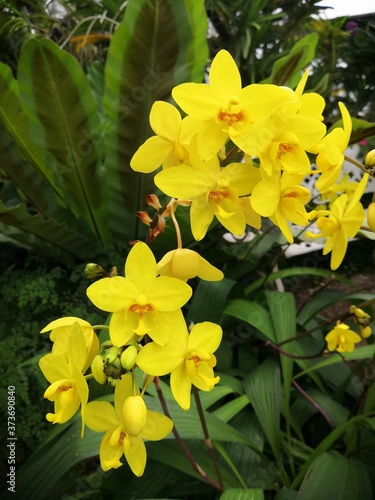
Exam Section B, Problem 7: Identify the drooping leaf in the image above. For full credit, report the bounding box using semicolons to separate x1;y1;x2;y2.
103;0;208;242
18;38;108;241
220;488;265;500
224;299;276;341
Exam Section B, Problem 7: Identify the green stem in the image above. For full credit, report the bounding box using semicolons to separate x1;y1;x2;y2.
344;155;368;175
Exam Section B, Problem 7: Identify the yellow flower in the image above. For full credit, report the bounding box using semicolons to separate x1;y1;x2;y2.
325;323;361;352
40;317;99;373
312;102;352;192
172;49;293;159
243;100;326;176
86;242;192;346
251;171;311;243
312;173;368;270
130;101;199;173
85;375;173;475
157;248;223;282
39;322;89;435
155;146;260;240
137;314;222;410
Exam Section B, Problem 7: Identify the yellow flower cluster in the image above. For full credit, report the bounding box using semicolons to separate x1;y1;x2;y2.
39;242;223;475
131;49;370;270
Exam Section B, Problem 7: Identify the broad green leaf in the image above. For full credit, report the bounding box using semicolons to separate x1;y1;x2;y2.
291;415;368;488
245;267;352;296
224;299;276;341
103;0;208;242
0;61;61;199
220;488;264;500
298;452;372;500
294;345;375;379
213;394;250;422
265;291;296;414
349;117;375;145
244;358;282;458
0;200;95;261
18;38;108;241
187;278;238;323
262;33;319;87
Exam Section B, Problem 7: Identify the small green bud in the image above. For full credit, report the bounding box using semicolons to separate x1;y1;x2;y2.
120;345;138;371
84;263;107;279
107;376;119;387
91;355;107;384
104;346;122;364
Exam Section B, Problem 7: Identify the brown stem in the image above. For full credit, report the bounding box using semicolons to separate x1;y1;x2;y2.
153;376;222;491
292;380;334;429
192;387;224;491
266;340;326;360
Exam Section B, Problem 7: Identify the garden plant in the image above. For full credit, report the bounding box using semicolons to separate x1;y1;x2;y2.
2;0;375;499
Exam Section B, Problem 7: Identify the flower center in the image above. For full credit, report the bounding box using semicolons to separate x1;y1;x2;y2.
218;95;244;126
129;293;153;317
189;354;201;367
208;189;229;203
277;143;294;158
58;384;73;392
119;431;126;445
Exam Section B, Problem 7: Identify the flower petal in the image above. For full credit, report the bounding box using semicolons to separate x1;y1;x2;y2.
145;276;192;311
125;242;157;292
124;435;147;477
170;363;192;410
130;136;172;173
190;196;215;241
142;410;173;440
137;341;184;376
87;277;137;312
85;401;120;432
149;101;181;140
188;322;223;353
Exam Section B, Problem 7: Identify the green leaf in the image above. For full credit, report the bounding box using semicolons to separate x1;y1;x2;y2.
213;394;251;422
103;0;208;242
220;488;265;500
224;299;276;341
18;38;108;241
262;33;319;87
349;117;375;145
187;278;238;323
243;358;282;458
0;200;95;261
298;452;372;500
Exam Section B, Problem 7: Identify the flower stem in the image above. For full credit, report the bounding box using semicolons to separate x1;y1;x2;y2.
153;376;223;492
170;203;183;249
266;340;325;360
193;386;224;491
292;380;334;428
344;155;369;175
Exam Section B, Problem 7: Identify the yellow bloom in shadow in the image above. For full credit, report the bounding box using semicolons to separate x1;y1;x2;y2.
157;248;223;282
85;375;173;475
325;323;361;353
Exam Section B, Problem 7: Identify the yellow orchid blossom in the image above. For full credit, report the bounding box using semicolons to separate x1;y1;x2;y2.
130;101;199;173
155;144;260;240
312;102;352;192
157;248;223;282
251;171;311;243
310;173;368;270
172;49;294;159
137;315;222;410
325;323;361;353
39;322;89;435
87;242;192;347
40;317;99;373
85;375;173;475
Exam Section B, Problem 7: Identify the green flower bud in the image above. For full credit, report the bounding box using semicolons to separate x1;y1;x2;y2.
104;346;122;364
107;376;119;387
84;263;107;279
123;395;147;436
365;149;375;168
120;346;138;371
91;355;107;385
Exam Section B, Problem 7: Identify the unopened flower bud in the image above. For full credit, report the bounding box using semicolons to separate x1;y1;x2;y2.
120;345;138;371
91;355;107;384
123;395;147;436
360;325;372;338
107;376;119;387
365;149;375;168
84;263;107;279
146;194;162;210
104;346;122;364
367;203;375;232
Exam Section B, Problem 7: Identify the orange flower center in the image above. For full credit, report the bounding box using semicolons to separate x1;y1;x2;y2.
284;191;298;198
218;110;244;126
189;354;201;367
119;431;126;445
208;189;229;203
58;384;73;392
277;143;294;158
129;303;153;317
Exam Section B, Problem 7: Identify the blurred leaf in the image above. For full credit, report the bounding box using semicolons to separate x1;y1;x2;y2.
244;358;282;458
349;117;375;145
298;451;372;500
220;488;264;500
187;278;238;323
224;299;275;341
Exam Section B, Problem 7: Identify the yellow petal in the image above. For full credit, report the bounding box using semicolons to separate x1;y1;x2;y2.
85;401;120;432
170;362;192;410
172;83;220;120
130;136;173;173
142;411;173;440
149;101;181;140
125;242;157;292
109;312;135;347
251;180;279;217
137;340;184;376
144;276;192;310
39;353;69;383
87;277;137;312
190;196;215;241
100;430;124;471
124;435;147;477
40;316;91;334
188;322;223;353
